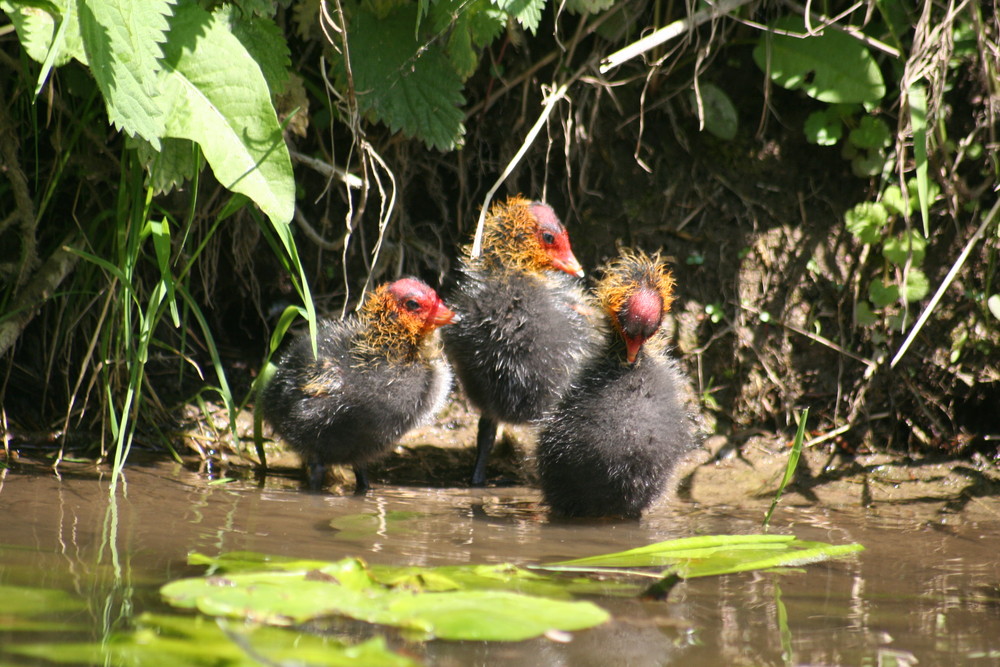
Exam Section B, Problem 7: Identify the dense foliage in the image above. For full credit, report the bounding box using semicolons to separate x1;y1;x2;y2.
0;0;997;464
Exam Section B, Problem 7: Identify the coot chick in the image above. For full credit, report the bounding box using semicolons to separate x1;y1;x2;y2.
443;195;595;486
262;278;455;493
537;250;695;518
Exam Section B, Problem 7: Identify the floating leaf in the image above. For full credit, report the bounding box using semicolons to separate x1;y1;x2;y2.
690;82;738;140
163;556;610;641
804;109;842;146
753;15;885;104
845;201;888;245
330;510;426;539
0;584;86;615
883;230;927;267
6;612;417;666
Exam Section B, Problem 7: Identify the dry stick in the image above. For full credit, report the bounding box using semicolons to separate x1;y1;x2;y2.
290;150;363;189
802;412;890;449
888;196;1000;370
470;80;572;259
600;0;755;73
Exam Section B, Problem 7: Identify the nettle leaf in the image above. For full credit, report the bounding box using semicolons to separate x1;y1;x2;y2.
134;136;201;195
845;201;888;245
901;268;929;302
344;6;465;151
883;230;927;267
79;0;174;149
432;0;505;79
804;109;842;146
753;15;885;104
493;0;545;33
869;278;899;308
1;0;86;67
219;4;291;95
158;2;294;224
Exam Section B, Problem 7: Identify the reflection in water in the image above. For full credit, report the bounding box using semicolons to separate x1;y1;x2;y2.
0;457;999;666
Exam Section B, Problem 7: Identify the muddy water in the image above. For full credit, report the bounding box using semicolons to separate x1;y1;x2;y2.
2;456;1000;666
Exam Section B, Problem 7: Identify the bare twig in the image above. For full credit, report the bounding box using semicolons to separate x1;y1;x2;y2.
889;195;1000;369
290;150;363;189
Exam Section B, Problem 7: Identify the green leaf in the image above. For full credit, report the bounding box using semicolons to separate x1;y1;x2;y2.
78;0;174;149
753;15;885;104
901;268;929;302
869;278;899;308
493;0;545;33
344;6;466;151
134;136;202;195
804;109;842;146
1;0;86;67
219;4;291;95
0;584;86;615
909;84;931;236
882;185;911;216
845;201;888;244
158;2;294;224
848;115;891;149
690;82;738;140
162;558;610;641
855;300;878;326
763;408;808;528
883;230;927;266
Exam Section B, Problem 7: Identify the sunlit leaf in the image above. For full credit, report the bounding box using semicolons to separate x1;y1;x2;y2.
845;202;888;245
804;109;842;146
901;268;929;302
883;230;927;267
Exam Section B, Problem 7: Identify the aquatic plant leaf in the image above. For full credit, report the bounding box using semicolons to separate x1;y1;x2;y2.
753;15;885;104
0;584;86;615
329;510;426;539
6;612;417;666
546;534;798;568
163;557;610;640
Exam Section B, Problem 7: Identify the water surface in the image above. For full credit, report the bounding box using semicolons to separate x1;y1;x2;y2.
1;456;999;666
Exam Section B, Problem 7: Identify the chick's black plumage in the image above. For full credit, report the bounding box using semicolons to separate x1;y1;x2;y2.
262;278;454;493
442;196;596;485
537;250;696;518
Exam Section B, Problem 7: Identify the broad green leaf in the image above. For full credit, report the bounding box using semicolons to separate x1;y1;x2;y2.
344;6;466;151
1;0;86;67
845;201;888;245
330;510;426;539
804;109;842;146
549;534;798;568
848;115;891;149
78;0;173;149
162;560;610;641
7;612;417;667
753;15;885;104
0;584;86;615
675;543;864;578
493;0;546;33
901;268;929;302
158;2;294;224
690;82;738;140
883;230;927;266
219;5;291;96
869;278;899;307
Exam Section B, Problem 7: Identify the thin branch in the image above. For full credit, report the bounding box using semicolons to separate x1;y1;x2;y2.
889;195;1000;369
600;0;755;73
290;150;363;189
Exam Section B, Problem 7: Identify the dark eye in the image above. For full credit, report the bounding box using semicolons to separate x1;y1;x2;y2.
541;232;556;245
404;298;421;311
